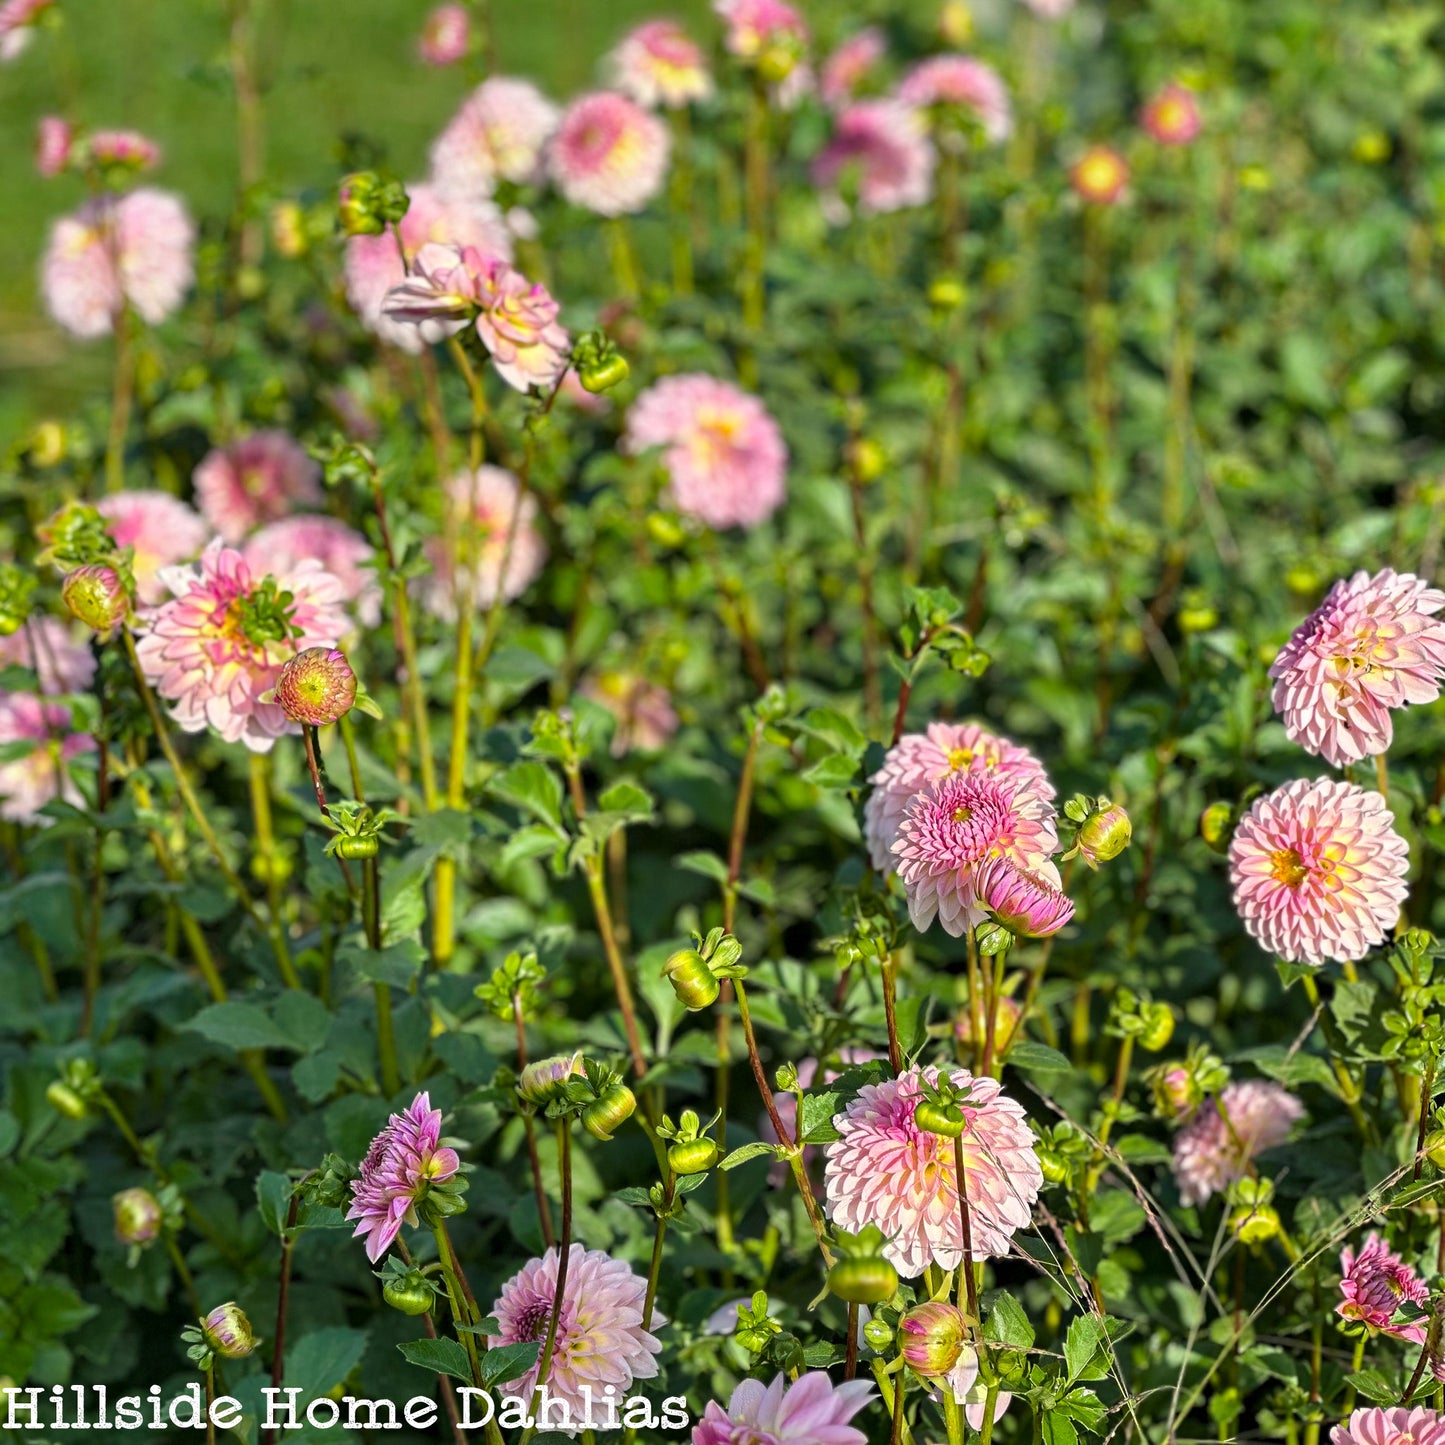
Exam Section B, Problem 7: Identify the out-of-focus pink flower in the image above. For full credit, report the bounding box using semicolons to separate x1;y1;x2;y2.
898;55;1012;143
693;1374;872;1445
41;188;194;339
1337;1234;1430;1344
96;491;209;605
192;430;323;544
1172;1080;1302;1207
0;693;93;824
625;373;788;529
1269;569;1445;767
430;78;560;196
820;27;885;109
84;129;162;173
714;0;808;62
549;91;670;217
0;0;52;61
36;115;72;176
0;615;96;694
559;367;611;414
1330;1408;1445;1445
580;671;679;755
1228;778;1409;967
381;240;491;344
1019;0;1074;17
1070;145;1130;205
609;19;713;109
133;539;349;752
1141;83;1201;146
974;856;1074;938
420;467;547;618
418;3;470;65
242;516;381;628
824;1065;1043;1277
813;100;935;216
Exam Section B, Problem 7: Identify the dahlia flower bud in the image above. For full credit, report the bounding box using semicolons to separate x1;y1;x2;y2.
1152;1064;1198;1121
383;1270;435;1315
1070;145;1129;206
928;278;966;310
270;200;308;259
975;858;1074;940
1199;801;1233;852
582;1082;637;1142
338;172;409;237
899;1301;967;1377
28;420;67;469
669;1136;721;1175
863;1314;895;1351
418;2;470;65
663;947;720;1010
938;0;973;45
36;115;72;176
1229;1201;1280;1246
1424;1129;1445;1171
517;1051;585;1107
62;564;129;632
1139;1002;1175;1052
1077;799;1131;868
201;1302;257;1358
46;1080;88;1120
113;1187;163;1246
827;1253;899;1305
572;331;630;394
914;1099;966;1138
268;647;358;726
0;563;37;636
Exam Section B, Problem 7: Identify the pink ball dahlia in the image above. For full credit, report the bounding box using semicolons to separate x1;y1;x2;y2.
693;1373;872;1445
133;539;349;752
580;671;680;755
549;91;670;217
420;467;547;618
418;3;470;66
1331;1409;1445;1445
0;614;97;695
491;1244;663;1420
192;430;323;543
820;27;886;110
41;188;194;339
864;720;1055;872
346;1093;461;1263
1172;1080;1303;1207
897;56;1012;144
96;490;209;605
431;78;560;196
1141;82;1201;146
36;115;72;176
0;0;51;61
625;373;788;529
813;100;936;216
242;516;381;628
824;1065;1043;1277
1337;1234;1430;1344
609;20;713;110
1227;778;1409;967
0;693;94;824
1269;568;1445;767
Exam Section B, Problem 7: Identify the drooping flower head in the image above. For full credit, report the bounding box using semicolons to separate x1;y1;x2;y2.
430;78;560;197
1171;1080;1303;1207
241;516;382;628
113;1187;163;1246
1141;83;1201;146
625;373;788;529
549;91;671;217
898;56;1012;144
1070;145;1130;205
813;100;936;216
491;1244;663;1421
96;491;210;605
974;857;1074;939
517;1051;585;1108
1269;569;1445;766
133;540;349;752
418;3;470;65
42;188;194;339
1330;1409;1445;1445
0;614;97;694
1337;1234;1431;1344
609;20;713;110
0;0;52;61
580;671;680;756
0;692;94;824
824;1065;1043;1277
820;27;886;109
1228;778;1409;967
193;430;323;543
346;1093;461;1263
36;115;72;176
61;565;129;633
693;1373;872;1445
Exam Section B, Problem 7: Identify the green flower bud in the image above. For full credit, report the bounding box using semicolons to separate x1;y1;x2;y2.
201;1302;258;1359
1229;1203;1280;1246
46;1081;88;1120
913;1100;965;1138
1139;1002;1175;1053
582;1083;637;1142
899;1301;967;1377
668;1137;721;1176
663;949;720;1010
113;1187;163;1247
62;564;129;632
1200;802;1233;852
862;1315;895;1352
383;1273;435;1316
826;1255;899;1306
1077;799;1132;867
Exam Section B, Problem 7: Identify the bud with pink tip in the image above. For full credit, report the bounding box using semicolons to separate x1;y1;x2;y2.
899;1300;967;1377
1077;799;1132;868
268;647;357;726
113;1187;164;1246
418;3;470;65
62;564;129;633
201;1302;257;1358
975;857;1074;940
36;115;72;176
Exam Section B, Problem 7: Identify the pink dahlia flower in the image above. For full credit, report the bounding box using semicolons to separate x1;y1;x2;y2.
36;115;72;176
821;27;886;109
1020;0;1074;16
346;1093;460;1263
133;539;349;752
693;1373;872;1445
96;490;209;605
192;430;323;543
0;615;97;695
343;182;511;354
625;373;788;529
0;0;51;60
714;0;809;62
580;671;679;755
1227;778;1409;967
0;693;94;824
242;516;381;628
418;3;469;66
824;1065;1043;1277
1331;1409;1445;1445
430;78;560;196
1337;1234;1430;1344
41;188;194;339
974;856;1074;938
898;56;1012;144
491;1244;663;1420
549;91;670;217
1141;83;1201;147
1269;569;1445;767
864;721;1055;872
609;20;713;110
1172;1080;1303;1207
420;467;547;618
85;129;161;172
813;100;936;216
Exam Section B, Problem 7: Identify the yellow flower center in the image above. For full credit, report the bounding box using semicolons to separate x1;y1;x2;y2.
1269;848;1310;888
952;805;973;824
947;746;974;770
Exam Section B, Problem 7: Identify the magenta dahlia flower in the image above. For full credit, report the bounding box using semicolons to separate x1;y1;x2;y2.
1331;1409;1445;1445
242;516;381;628
813;100;935;216
1228;778;1409;967
36;115;71;176
548;91;670;217
974;856;1074;939
491;1244;663;1419
580;671;679;756
1172;1080;1303;1207
609;20;713;110
0;693;94;824
0;615;97;695
41;188;194;339
133;540;349;752
430;78;560;196
693;1373;872;1445
97;490;209;605
0;0;51;61
897;56;1012;143
1337;1234;1430;1344
1141;83;1201;146
821;28;886;109
418;3;469;65
346;1093;460;1263
193;430;323;543
625;373;788;529
824;1065;1043;1277
1269;569;1445;767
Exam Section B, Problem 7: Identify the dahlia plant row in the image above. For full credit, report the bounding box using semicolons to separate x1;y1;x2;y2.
3;0;1445;1442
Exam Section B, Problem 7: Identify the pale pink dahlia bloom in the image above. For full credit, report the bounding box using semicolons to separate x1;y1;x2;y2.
609;20;713;110
346;1093;461;1263
420;467;547;618
0;693;94;824
549;91;670;217
1019;0;1074;17
580;671;679;755
864;721;1055;872
1228;778;1409;967
1172;1080;1303;1207
693;1373;872;1445
41;188;194;339
85;129;161;172
242;516;381;628
1337;1234;1430;1344
714;0;809;62
1141;82;1201;147
36;115;72;176
134;539;349;752
430;78;560;196
0;0;51;60
625;373;788;529
96;490;209;605
824;1065;1043;1277
821;27;886;109
974;856;1074;938
418;3;469;66
1331;1409;1445;1445
0;615;97;694
491;1244;663;1419
192;430;323;543
897;56;1012;144
813;101;935;216
1269;569;1445;767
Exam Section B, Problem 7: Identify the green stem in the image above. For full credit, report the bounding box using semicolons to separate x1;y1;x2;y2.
953;1132;980;1325
104;307;133;493
248;753;298;988
523;1121;574;1445
642;1176;674;1331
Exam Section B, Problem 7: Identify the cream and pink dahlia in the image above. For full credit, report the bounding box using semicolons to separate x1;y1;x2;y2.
84;129;161;173
1141;82;1201;146
96;490;209;605
430;77;560;196
1331;1409;1445;1445
820;27;886;109
714;0;809;62
0;693;93;824
1269;568;1445;767
420;467;547;618
0;0;51;60
609;20;713;110
418;3;469;66
1172;1080;1303;1207
693;1373;872;1445
242;516;381;628
824;1065;1043;1277
0;614;97;695
193;430;323;543
813;100;935;216
1227;778;1409;967
549;91;670;217
625;373;788;529
897;55;1012;144
1337;1234;1430;1344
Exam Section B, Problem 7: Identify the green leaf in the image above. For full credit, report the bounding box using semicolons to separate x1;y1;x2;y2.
271;991;332;1054
797;707;866;757
675;850;729;884
479;1340;540;1387
801;754;860;789
339;938;426;988
498;823;566;872
800;1090;842;1143
286;1327;368;1401
488;762;565;829
398;1336;474;1383
185;1002;292;1052
256;1170;293;1236
1042;1410;1079;1445
1345;1369;1400;1406
1064;1314;1107;1383
597;781;654;820
1005;1041;1072;1075
720;1141;779;1171
982;1291;1035;1350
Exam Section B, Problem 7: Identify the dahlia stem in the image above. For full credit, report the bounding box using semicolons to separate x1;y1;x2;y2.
265;1188;301;1445
1082;1033;1134;1199
1299;973;1372;1142
104;306;134;493
641;1174;674;1332
881;954;903;1073
844;1304;859;1381
669;108;696;296
248;753;298;989
227;0;265;273
82;813;106;1038
952;1134;979;1326
1415;1056;1437;1182
888;1364;907;1445
966;931;984;1074
977;1380;1002;1445
431;1226;483;1388
846;432;882;733
941;1394;964;1445
300;725;331;819
724;714;764;932
739;71;770;385
512;994;556;1247
607;218;640;301
525;1121;574;1439
1375;751;1390;805
980;951;1007;1079
204;1364;216;1445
